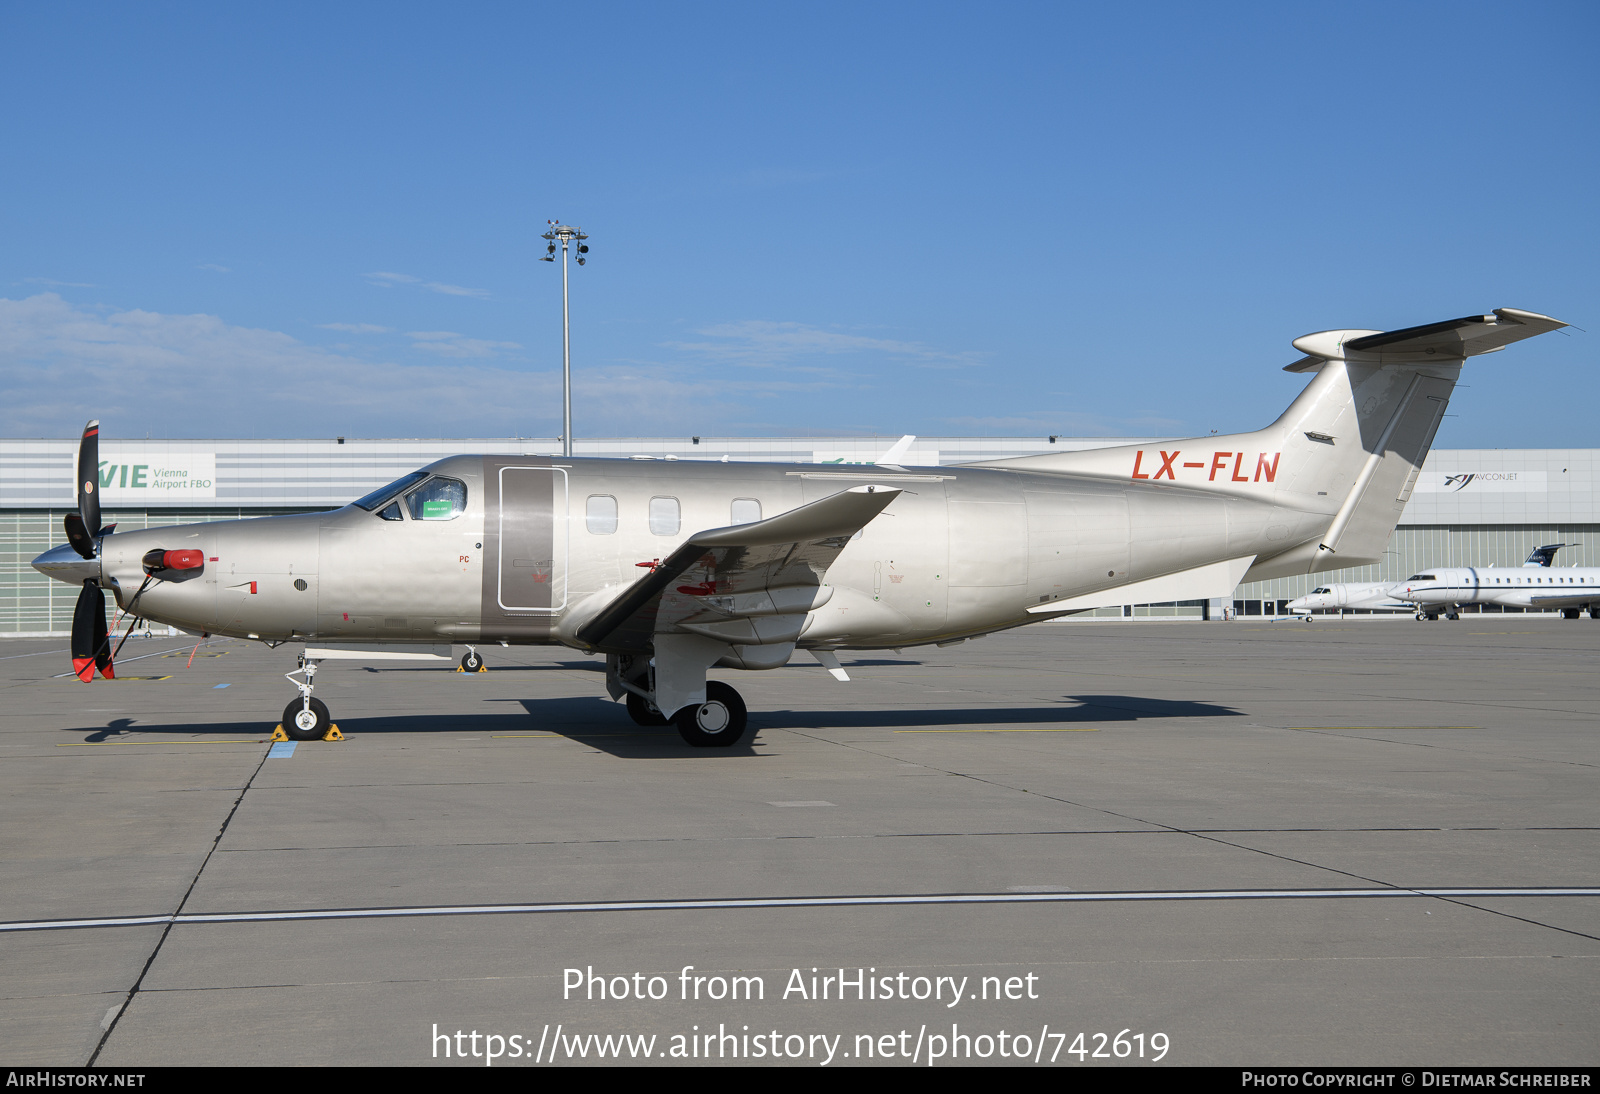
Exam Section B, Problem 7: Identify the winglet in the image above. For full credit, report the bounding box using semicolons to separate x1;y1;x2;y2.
877;435;915;467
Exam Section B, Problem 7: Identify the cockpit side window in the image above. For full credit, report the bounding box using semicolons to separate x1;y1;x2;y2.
405;477;468;521
377;501;404;521
353;471;428;512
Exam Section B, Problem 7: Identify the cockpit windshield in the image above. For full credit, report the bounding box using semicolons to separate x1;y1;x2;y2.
1311;588;1329;595
352;471;428;512
1407;574;1437;581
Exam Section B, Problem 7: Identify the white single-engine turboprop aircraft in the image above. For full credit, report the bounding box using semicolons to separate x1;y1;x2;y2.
33;308;1566;746
1393;543;1600;621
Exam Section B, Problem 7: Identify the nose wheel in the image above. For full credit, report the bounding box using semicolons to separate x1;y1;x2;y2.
281;696;331;741
459;646;485;673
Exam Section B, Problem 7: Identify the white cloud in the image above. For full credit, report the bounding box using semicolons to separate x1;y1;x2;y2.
22;277;95;288
404;330;521;358
364;271;490;299
197;264;231;273
667;320;981;369
317;322;392;334
0;293;806;437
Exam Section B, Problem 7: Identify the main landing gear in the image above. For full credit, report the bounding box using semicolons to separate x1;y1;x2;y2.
673;681;748;747
609;652;750;748
623;682;749;746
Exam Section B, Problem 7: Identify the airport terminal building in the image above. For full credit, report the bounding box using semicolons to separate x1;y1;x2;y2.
1;436;1594;634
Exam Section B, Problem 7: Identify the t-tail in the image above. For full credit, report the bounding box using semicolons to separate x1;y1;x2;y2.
970;308;1568;579
1524;543;1570;568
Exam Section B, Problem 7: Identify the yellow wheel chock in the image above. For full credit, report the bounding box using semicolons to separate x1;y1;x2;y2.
268;724;344;742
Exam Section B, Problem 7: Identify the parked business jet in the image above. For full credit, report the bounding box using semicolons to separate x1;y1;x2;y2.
1286;545;1575;619
32;308;1567;745
1285;582;1411;616
1394;544;1599;620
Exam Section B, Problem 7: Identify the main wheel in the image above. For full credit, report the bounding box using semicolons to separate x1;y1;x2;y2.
281;697;330;741
461;650;484;672
1445;611;1459;620
626;691;670;726
673;681;748;748
1562;608;1580;620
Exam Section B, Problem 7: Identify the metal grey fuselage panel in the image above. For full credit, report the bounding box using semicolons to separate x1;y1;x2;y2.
95;454;1304;649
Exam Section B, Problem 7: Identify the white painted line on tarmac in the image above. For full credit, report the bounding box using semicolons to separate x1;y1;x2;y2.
3;887;1597;934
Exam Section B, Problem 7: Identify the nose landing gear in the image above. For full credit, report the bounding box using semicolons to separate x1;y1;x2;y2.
458;645;486;673
276;657;341;741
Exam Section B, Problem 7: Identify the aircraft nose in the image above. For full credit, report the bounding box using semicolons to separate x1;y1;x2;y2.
32;542;101;585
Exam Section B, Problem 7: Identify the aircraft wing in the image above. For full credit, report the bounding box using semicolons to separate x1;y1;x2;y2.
1526;594;1599;611
574;485;901;652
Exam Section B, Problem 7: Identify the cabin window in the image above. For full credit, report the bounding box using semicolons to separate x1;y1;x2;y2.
649;496;680;536
405;477;467;521
586;495;618;535
730;498;761;525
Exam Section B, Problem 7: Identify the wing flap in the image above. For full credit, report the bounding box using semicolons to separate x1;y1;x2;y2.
575;485;901;651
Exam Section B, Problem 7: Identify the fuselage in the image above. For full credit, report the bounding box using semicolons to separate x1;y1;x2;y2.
1396;567;1600;610
1285;582;1410;614
36;453;1333;651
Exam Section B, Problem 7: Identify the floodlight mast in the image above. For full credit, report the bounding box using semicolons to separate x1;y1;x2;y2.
540;221;590;458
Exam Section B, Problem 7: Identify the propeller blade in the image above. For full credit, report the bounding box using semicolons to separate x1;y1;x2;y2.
77;420;101;550
70;581;100;682
93;586;115;679
63;511;95;560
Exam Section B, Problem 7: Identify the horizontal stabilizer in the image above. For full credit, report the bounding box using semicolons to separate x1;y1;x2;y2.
1028;555;1256;614
1287;308;1567;369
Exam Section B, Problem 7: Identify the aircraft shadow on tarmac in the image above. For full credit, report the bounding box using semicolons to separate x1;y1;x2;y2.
66;694;1238;755
749;695;1241;730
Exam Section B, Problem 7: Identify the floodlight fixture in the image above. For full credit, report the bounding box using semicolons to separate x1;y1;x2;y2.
540;220;591;458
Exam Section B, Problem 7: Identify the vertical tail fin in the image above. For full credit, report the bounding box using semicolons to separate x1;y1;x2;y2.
967;308;1567;578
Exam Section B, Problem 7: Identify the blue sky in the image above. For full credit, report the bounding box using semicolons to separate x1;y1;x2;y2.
1;2;1594;445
